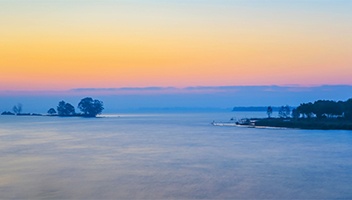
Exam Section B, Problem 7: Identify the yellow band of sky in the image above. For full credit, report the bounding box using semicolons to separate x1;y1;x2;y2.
0;1;351;90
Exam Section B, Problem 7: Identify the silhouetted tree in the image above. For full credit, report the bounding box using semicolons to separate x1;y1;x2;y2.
267;106;273;118
344;99;352;120
297;103;314;118
57;101;75;116
312;100;343;119
313;100;327;119
12;103;22;115
278;105;291;118
78;97;104;117
291;108;300;119
47;108;57;115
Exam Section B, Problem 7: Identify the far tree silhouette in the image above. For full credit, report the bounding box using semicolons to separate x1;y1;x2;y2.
344;99;352;120
297;102;314;118
12;103;22;115
78;97;104;117
57;101;75;116
278;105;291;118
291;108;300;119
47;108;57;115
266;106;273;118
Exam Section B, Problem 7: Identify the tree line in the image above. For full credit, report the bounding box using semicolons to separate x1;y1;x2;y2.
267;98;352;120
1;97;104;118
48;97;104;117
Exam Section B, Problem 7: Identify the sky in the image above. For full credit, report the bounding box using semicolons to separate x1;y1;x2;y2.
1;0;351;91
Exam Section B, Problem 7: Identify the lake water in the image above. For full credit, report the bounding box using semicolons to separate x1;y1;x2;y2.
1;112;352;199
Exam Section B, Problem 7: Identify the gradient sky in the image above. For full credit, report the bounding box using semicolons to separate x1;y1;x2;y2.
1;0;351;91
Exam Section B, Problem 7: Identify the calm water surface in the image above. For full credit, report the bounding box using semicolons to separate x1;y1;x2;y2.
1;112;352;199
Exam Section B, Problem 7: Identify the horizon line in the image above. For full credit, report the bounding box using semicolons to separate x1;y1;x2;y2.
1;84;352;93
0;84;351;97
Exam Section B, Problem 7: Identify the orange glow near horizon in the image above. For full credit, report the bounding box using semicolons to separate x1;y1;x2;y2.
0;1;351;91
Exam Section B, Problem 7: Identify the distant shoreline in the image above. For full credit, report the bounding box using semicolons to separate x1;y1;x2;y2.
1;112;100;118
212;117;352;130
254;118;352;130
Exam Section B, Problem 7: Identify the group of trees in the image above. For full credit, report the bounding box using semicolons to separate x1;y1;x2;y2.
278;105;291;118
47;97;104;117
1;97;104;117
1;103;28;115
266;105;291;118
266;98;352;120
296;99;352;119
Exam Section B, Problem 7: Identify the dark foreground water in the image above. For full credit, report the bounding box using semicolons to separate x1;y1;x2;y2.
1;112;352;199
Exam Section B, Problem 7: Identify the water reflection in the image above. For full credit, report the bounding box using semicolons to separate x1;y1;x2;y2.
0;113;352;199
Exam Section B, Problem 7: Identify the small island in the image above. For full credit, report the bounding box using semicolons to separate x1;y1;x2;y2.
1;97;104;118
233;99;352;130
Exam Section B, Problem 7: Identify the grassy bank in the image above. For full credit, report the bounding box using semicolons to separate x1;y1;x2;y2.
255;118;352;130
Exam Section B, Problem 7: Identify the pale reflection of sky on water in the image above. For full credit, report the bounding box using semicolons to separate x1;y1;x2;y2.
1;112;352;199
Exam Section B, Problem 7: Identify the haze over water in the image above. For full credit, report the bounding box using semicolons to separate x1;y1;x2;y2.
1;112;352;199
